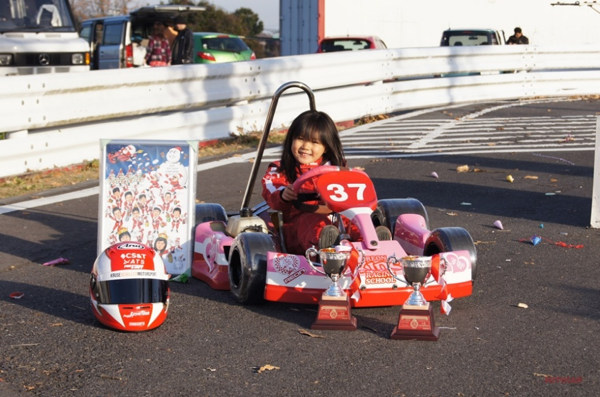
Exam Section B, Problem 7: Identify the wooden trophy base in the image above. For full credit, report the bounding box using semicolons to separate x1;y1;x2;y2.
311;293;357;331
390;302;440;341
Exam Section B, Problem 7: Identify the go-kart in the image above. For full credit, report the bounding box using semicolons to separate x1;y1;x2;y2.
192;81;477;308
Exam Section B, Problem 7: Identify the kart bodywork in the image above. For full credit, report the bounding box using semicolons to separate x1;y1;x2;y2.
192;81;477;307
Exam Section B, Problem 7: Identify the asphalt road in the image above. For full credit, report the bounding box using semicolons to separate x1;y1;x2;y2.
1;99;599;396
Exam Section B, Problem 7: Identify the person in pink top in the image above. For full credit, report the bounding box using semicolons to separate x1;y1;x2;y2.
145;21;172;67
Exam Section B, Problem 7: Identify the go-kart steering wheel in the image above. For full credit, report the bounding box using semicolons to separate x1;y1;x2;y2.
291;165;345;213
292;165;343;192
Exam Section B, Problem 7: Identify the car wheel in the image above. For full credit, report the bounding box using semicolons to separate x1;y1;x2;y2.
228;232;275;304
195;203;228;224
371;198;430;238
423;227;477;282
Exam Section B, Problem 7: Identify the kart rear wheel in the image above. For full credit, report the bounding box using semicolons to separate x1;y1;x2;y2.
228;232;275;304
423;227;477;282
371;198;430;238
195;203;228;224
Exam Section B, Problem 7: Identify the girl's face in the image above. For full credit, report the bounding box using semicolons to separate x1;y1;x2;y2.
292;135;326;165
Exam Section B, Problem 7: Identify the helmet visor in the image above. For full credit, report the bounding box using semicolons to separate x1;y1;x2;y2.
95;279;168;304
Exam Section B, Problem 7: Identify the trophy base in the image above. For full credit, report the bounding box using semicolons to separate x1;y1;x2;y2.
390;302;440;341
311;293;357;331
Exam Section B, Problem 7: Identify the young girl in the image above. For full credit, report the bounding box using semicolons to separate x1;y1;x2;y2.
261;110;361;254
145;22;172;67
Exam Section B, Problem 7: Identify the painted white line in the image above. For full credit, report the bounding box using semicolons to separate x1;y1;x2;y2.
0;187;100;215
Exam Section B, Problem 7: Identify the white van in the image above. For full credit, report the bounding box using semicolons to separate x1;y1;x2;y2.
0;0;90;77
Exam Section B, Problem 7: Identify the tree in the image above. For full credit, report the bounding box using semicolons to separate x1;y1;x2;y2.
234;8;264;37
70;0;137;23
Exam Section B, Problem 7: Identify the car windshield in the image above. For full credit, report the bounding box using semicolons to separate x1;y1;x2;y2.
441;31;498;46
0;0;76;33
201;37;248;53
321;39;371;52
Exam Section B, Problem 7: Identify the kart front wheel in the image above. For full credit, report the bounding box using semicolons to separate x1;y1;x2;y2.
228;232;275;304
371;198;430;238
423;227;477;282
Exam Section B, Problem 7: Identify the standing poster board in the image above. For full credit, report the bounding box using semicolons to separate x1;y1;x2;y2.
98;140;197;275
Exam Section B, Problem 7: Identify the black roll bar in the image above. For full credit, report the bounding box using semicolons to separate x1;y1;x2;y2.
239;81;316;216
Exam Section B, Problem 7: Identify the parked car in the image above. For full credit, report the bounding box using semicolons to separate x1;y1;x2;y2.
440;29;506;46
317;36;387;53
79;5;204;70
193;33;256;64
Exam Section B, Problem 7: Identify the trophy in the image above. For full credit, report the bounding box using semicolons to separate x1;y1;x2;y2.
387;255;442;341
306;243;363;330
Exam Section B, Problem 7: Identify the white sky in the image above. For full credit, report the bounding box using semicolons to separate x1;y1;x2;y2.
141;1;280;31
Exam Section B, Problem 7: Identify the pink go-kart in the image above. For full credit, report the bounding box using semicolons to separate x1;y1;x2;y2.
192;81;476;308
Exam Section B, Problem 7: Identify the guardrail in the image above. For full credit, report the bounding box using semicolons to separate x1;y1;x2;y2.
2;44;600;179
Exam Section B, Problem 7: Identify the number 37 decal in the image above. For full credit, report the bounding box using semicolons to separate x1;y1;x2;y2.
327;183;367;202
315;171;377;211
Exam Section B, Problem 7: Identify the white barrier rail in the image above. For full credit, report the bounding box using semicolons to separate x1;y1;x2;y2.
1;44;600;179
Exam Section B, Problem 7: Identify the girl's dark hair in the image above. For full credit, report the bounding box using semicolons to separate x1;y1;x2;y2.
279;110;346;182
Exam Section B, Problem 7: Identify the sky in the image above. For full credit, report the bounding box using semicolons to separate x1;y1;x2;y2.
142;0;280;31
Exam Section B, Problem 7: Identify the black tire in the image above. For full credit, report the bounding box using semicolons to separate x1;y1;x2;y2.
228;232;275;304
195;203;228;225
371;198;430;238
423;227;477;282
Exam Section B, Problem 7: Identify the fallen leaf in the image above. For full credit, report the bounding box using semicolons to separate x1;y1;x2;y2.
298;329;325;338
456;165;469;173
257;364;280;373
446;212;458;216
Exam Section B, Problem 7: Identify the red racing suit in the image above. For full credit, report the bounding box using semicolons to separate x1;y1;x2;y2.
261;160;359;254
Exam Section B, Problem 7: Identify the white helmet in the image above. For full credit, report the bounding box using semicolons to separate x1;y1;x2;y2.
90;242;170;331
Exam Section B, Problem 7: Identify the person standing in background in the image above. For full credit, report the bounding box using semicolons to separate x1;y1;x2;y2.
171;16;194;64
145;21;171;67
507;27;529;45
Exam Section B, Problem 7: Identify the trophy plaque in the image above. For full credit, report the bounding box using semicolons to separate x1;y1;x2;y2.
387;255;440;341
306;244;362;330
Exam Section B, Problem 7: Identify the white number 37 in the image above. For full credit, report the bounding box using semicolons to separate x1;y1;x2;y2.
326;183;367;202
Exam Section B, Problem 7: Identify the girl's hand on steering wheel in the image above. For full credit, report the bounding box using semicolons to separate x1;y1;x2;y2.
281;184;297;202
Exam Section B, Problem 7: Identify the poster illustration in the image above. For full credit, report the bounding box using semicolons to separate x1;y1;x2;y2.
98;140;197;275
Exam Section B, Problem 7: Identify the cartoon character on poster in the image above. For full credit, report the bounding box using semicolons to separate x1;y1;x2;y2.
157;147;188;191
100;142;195;275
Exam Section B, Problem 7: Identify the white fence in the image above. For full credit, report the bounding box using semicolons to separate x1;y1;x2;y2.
2;44;600;179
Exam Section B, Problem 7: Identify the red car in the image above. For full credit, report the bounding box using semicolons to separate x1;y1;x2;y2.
317;36;387;53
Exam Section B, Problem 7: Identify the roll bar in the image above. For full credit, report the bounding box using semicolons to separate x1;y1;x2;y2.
239;81;316;216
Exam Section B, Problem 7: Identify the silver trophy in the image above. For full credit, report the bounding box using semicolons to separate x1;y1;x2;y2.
387;255;434;306
306;243;363;298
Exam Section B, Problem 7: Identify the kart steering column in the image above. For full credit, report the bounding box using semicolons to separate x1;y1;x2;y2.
240;81;316;217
